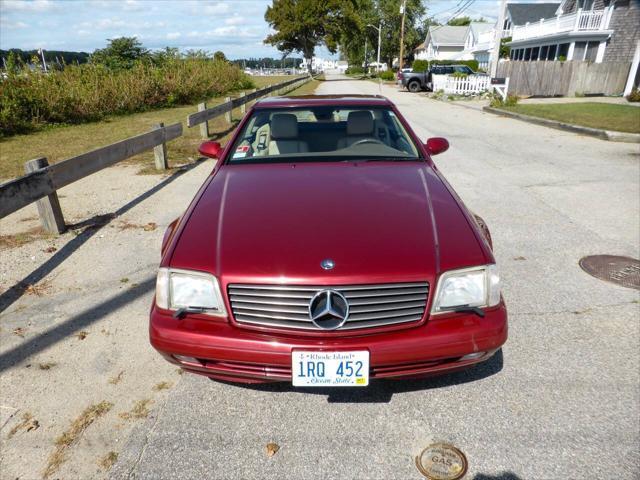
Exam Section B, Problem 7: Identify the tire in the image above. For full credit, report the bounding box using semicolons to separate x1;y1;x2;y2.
408;80;421;93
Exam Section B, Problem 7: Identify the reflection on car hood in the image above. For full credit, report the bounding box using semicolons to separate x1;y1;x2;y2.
170;162;487;284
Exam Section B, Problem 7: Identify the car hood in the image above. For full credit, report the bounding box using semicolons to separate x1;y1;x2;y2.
170;162;487;285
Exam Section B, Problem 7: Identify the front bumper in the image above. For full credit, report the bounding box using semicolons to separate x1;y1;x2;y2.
150;303;507;384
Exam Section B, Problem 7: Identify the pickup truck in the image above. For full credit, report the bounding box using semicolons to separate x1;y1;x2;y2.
400;65;476;92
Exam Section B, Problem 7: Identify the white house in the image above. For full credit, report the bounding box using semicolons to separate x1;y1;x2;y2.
505;0;640;63
299;57;337;72
417;26;469;61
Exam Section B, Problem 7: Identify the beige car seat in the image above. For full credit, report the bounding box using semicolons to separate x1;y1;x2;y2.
267;114;309;155
336;111;377;148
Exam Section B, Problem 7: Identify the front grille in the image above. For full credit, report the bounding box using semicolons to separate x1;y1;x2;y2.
228;282;429;331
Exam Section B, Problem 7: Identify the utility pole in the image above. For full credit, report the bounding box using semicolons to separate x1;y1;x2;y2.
364;36;368;73
490;0;507;78
398;0;407;71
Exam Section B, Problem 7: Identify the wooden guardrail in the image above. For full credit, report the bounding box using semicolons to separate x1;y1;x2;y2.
187;74;311;137
0;122;182;233
0;74;312;234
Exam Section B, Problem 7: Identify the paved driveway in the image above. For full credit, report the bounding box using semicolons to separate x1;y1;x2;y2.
109;75;636;479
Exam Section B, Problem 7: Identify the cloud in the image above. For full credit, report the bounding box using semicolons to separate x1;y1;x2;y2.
0;0;56;12
0;18;28;29
200;1;231;15
225;14;243;26
166;32;181;40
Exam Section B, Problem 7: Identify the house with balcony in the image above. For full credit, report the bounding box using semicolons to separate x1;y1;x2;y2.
507;0;640;63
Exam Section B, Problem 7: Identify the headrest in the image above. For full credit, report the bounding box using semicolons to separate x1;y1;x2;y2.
270;113;298;139
347;111;374;136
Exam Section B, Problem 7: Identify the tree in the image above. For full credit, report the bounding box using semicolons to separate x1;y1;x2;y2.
92;37;149;69
213;51;228;62
500;37;512;59
264;0;358;72
447;16;472;26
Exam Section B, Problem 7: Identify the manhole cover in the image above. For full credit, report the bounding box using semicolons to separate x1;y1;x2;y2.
579;255;640;290
415;443;468;480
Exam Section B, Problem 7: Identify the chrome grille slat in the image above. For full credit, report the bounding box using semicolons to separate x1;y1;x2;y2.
229;282;429;331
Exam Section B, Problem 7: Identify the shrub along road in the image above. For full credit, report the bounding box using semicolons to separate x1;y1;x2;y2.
1;74;638;479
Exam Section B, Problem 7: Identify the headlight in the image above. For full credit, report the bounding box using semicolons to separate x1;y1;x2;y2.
155;268;226;315
431;264;501;314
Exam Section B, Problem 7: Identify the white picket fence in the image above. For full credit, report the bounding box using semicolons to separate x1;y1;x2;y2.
432;74;491;95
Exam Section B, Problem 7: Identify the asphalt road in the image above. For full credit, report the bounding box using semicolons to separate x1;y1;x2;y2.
110;74;639;479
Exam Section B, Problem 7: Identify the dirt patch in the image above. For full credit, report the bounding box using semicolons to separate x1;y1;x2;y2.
116;220;157;232
43;401;113;479
24;278;54;297
38;362;57;370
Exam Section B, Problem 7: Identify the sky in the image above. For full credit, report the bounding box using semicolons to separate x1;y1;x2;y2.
0;0;511;59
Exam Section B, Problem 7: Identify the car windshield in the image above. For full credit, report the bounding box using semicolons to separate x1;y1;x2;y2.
226;106;421;164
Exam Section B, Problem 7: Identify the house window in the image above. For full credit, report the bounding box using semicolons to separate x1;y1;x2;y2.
524;48;532;60
577;0;594;10
540;46;549;60
558;43;570;60
573;41;587;60
585;41;599;61
531;47;540;61
548;44;557;60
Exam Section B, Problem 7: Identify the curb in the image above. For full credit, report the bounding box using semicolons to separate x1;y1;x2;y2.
482;106;640;144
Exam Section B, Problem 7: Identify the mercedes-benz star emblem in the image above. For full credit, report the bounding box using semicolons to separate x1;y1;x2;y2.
320;258;335;270
308;290;349;330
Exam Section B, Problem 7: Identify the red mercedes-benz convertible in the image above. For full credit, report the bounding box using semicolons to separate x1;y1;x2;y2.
150;95;507;386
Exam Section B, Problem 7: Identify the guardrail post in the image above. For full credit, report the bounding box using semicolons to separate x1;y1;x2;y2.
240;92;247;114
198;102;209;139
225;97;232;124
24;157;66;234
153;123;169;170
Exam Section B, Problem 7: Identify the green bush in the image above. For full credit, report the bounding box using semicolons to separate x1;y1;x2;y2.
490;93;518;108
0;59;254;137
378;70;395;81
627;88;640;102
429;59;479;71
451;72;469;78
345;66;364;75
412;60;428;72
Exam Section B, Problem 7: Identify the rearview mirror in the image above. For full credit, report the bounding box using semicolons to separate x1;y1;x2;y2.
198;141;222;159
425;137;449;156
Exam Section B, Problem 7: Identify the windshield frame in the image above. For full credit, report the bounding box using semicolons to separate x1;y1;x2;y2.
222;105;426;166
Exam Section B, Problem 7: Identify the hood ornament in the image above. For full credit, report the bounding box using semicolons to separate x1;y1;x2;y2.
320;258;335;270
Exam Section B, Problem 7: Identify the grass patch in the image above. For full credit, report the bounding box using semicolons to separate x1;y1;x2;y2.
108;371;125;385
7;412;39;438
153;381;172;391
43;401;113;478
119;399;153;420
98;451;118;471
0;227;56;250
0;76;304;180
501;103;640;134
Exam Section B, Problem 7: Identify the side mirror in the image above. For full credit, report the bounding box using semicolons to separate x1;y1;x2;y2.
198;141;222;159
425;137;449;156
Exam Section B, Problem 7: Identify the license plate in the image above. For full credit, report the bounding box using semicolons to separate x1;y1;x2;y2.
292;351;369;387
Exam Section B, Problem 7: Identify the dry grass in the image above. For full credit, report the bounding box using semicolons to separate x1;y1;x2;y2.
0;227;56;250
38;362;57;370
7;412;39;438
152;381;172;391
119;399;153;420
98;451;118;471
108;371;125;385
12;327;25;337
75;331;88;340
43;401;113;478
0;76;305;180
24;278;54;297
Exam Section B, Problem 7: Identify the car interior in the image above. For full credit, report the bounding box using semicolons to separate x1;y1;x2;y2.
229;108;419;161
